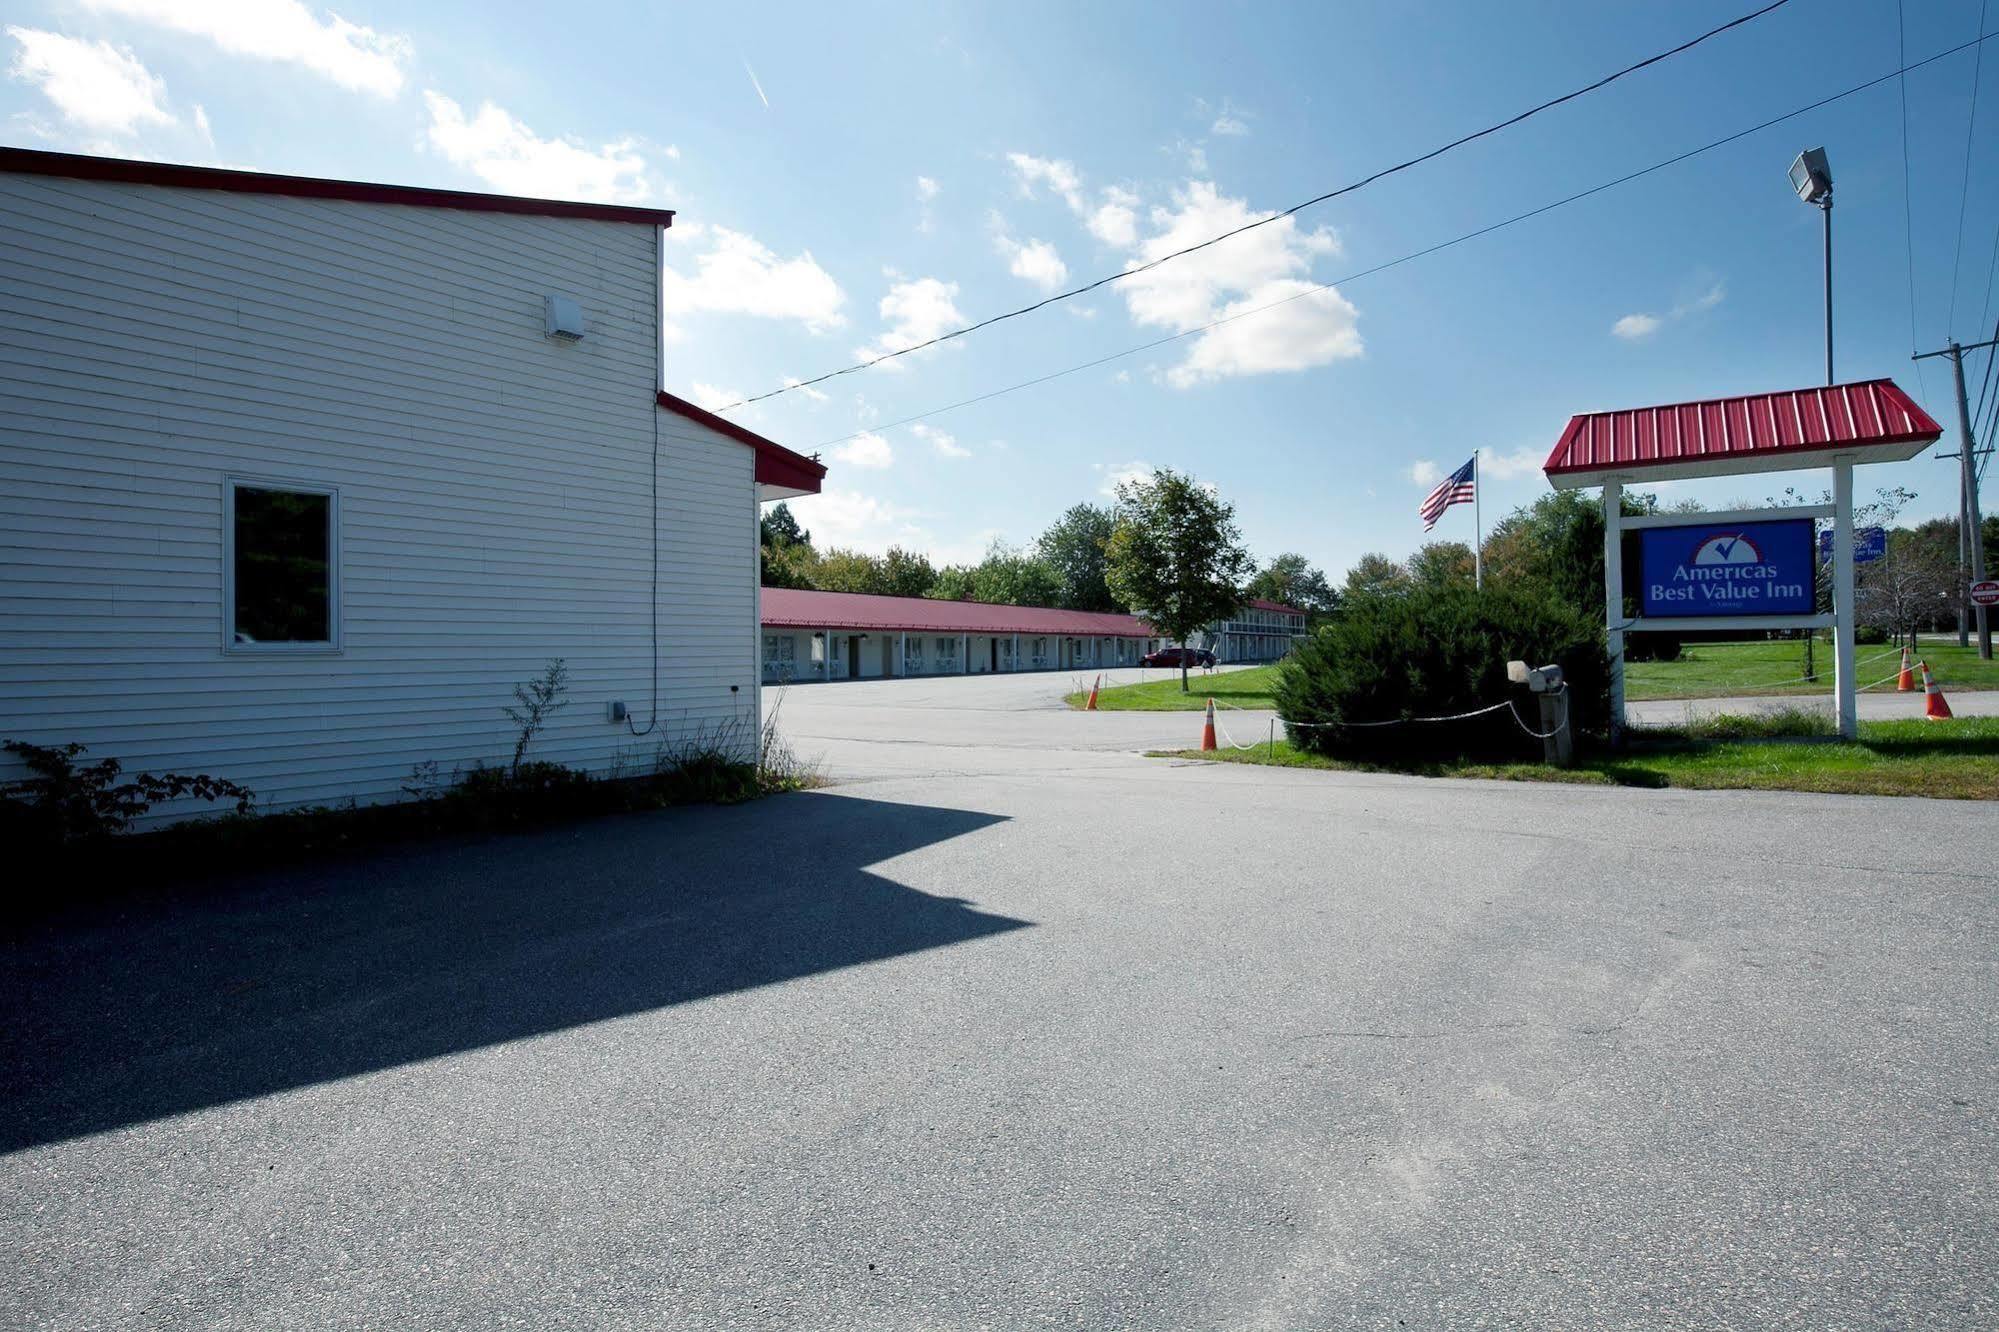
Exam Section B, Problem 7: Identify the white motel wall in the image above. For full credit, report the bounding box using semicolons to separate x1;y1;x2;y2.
0;154;818;822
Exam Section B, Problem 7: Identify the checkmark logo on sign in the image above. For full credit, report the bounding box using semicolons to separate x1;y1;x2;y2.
1714;538;1738;560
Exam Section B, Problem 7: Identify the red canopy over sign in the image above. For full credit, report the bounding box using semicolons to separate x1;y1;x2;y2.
1544;379;1941;488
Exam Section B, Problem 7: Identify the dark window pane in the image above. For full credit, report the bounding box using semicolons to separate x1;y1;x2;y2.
234;488;330;643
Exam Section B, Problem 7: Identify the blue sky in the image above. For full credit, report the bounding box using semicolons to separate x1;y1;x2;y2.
4;0;1995;576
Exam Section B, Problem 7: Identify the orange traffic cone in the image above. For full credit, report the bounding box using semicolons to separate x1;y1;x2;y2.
1200;697;1217;752
1896;646;1916;692
1085;674;1100;711
1918;661;1953;720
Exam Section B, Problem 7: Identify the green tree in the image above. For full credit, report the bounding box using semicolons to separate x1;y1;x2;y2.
1104;467;1254;692
879;546;937;599
761;540;818;590
1036;504;1120;611
1407;541;1476;589
811;547;889;595
760;502;809;550
1247;552;1339;619
971;542;1061;606
1341;552;1410;600
926;566;977;601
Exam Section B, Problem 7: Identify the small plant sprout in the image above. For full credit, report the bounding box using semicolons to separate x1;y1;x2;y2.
504;658;570;774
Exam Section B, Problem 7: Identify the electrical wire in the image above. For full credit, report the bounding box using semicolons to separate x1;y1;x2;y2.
716;0;1795;412
810;31;1997;455
1948;0;1991;336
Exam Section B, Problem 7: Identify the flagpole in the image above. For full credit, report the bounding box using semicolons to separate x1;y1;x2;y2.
1472;451;1483;590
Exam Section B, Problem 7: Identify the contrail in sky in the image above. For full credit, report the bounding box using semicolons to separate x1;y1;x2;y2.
743;61;769;108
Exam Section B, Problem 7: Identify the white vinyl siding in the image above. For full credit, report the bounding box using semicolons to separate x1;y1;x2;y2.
0;172;758;821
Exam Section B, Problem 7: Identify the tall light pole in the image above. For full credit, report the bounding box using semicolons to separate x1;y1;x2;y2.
1789;148;1836;691
1789;147;1834;385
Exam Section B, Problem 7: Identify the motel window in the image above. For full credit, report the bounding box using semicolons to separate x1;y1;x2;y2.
225;479;338;651
936;636;959;660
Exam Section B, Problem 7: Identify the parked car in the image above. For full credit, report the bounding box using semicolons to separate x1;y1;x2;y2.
1141;646;1215;669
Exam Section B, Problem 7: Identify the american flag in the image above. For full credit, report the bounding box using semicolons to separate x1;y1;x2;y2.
1419;456;1476;532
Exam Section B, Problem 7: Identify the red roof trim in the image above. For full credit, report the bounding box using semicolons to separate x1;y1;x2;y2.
656;390;825;494
1544;379;1942;478
0;146;678;227
1246;599;1304;615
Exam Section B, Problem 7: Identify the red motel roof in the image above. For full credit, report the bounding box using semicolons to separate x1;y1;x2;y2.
1544;379;1942;489
761;588;1155;637
1247;599;1303;615
0;145;678;226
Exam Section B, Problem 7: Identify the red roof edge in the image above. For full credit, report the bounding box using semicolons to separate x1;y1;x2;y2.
1247;598;1304;615
657;390;826;494
0;146;678;227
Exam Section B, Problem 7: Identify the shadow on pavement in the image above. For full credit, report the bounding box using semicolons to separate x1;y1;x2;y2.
1;794;1023;1152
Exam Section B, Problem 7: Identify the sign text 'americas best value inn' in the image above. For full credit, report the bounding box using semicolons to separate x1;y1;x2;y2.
1638;519;1816;618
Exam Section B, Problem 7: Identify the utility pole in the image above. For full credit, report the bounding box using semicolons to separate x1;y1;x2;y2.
1914;335;1997;660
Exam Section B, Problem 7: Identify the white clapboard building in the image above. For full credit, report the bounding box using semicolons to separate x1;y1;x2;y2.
0;148;823;820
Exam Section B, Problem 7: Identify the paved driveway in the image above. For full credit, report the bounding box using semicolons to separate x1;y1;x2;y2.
4;670;1994;1329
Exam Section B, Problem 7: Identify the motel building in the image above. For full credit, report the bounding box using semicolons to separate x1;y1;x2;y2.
760;588;1166;681
0;148;824;820
1197;599;1306;664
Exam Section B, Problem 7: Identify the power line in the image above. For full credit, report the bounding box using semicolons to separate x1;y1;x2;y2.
813;31;1997;455
1947;0;1991;335
720;0;1794;412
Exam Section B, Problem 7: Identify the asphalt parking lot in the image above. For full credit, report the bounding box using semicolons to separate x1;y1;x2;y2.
4;669;1994;1329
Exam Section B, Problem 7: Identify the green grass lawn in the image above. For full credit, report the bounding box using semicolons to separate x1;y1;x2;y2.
1626;639;1999;700
1155;715;1999;800
1065;663;1284;711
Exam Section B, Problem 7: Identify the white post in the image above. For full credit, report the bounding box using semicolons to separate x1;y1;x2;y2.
1473;450;1484;590
1833;459;1858;739
1014;633;1020;671
1603;482;1625;741
961;632;968;674
899;631;906;677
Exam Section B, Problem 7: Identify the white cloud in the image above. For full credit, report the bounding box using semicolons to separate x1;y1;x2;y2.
1095;460;1155;498
423;92;649;202
1612;312;1662;340
663;225;846;333
1181;140;1209;174
7;28;173;133
915;174;940;232
1167;281;1361;388
688;382;742;411
1408;460;1443;486
1478;446;1544;480
789;488;922;554
833;432;893;469
1112;369;1131;385
853;276;965;365
1005;151;1085;211
782;376;830;403
911;422;969;458
1614;279;1725;341
191;101;211;142
1086;185;1140;248
1119;181;1359;387
995;234;1067;291
82;0;412;97
1211;115;1248;136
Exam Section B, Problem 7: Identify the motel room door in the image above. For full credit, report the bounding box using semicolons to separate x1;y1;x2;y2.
847;635;861;678
989;639;999;672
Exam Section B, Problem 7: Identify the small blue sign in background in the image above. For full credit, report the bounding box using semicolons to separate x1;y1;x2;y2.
1818;525;1886;564
1639;519;1817;618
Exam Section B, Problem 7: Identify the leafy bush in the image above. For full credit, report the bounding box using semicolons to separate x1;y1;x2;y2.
1625;632;1683;663
1275;583;1608;761
1;740;253;847
1854;625;1888;645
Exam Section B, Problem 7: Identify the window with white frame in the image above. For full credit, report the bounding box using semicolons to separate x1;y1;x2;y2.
935;635;959;661
225;478;338;650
